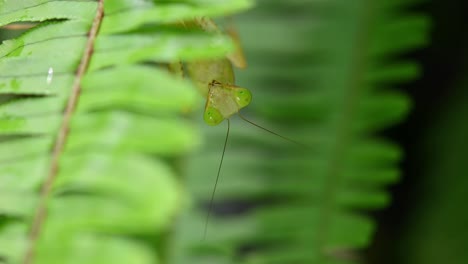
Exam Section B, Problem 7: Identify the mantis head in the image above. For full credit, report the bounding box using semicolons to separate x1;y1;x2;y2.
203;84;252;126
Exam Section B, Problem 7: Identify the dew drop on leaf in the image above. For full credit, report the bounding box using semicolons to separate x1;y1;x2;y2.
47;67;53;84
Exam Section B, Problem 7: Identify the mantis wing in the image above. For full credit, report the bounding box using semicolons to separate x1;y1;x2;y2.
186;59;235;96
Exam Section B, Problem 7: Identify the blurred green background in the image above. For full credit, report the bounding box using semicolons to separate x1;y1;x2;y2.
182;0;468;263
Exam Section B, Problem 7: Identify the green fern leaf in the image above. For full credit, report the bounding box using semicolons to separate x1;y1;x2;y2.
175;1;430;264
0;0;252;263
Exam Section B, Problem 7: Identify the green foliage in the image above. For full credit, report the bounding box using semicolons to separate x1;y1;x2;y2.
0;0;251;263
177;0;429;263
0;0;431;264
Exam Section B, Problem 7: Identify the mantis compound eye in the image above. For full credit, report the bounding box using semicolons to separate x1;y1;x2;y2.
204;106;224;126
234;88;252;108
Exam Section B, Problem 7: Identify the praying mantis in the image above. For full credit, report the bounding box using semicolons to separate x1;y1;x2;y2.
177;17;300;239
182;17;251;126
184;17;251;239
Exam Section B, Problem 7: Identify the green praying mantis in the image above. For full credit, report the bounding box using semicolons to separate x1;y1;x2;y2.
176;17;301;239
182;17;251;126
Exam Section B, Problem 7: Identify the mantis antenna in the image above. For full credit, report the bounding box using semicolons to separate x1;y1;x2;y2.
237;112;304;147
203;119;230;240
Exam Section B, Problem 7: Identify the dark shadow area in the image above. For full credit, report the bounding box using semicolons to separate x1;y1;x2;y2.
367;0;468;263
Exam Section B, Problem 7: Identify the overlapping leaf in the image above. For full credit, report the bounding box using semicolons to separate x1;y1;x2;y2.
0;0;252;263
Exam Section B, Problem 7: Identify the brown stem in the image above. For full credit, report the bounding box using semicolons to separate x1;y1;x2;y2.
23;1;105;263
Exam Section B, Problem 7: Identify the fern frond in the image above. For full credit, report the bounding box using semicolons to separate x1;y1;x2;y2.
0;0;252;263
177;0;429;263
